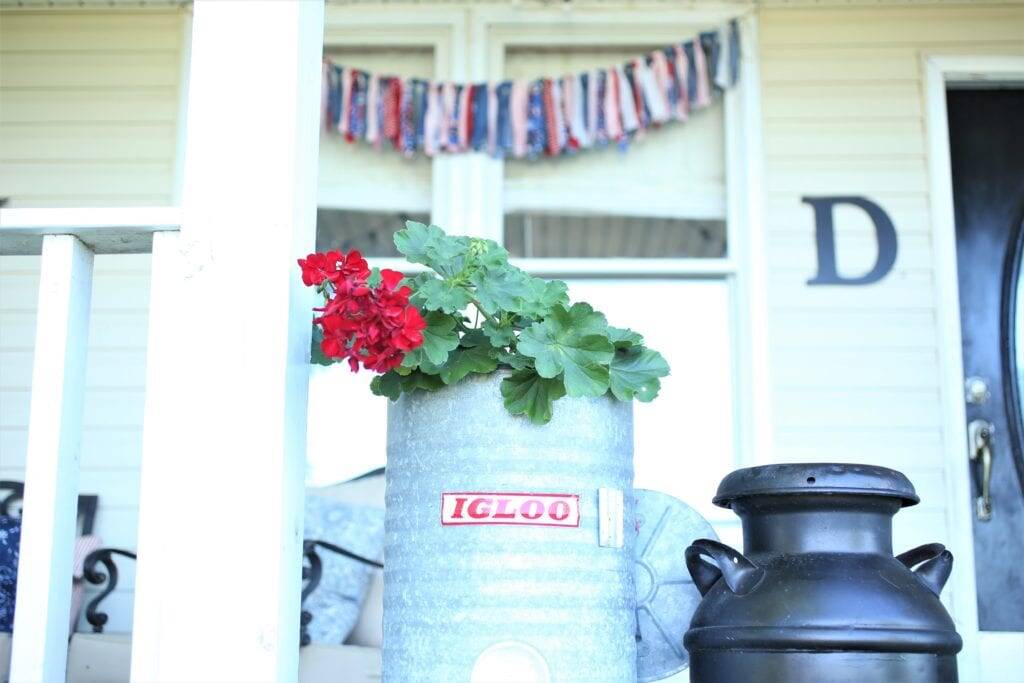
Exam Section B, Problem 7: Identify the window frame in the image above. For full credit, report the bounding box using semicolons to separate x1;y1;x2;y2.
319;3;771;469
320;6;467;219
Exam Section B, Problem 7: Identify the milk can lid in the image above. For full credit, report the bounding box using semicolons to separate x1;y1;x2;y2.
634;489;717;682
712;463;920;508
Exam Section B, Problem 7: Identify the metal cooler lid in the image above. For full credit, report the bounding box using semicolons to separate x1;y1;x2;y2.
633;489;717;682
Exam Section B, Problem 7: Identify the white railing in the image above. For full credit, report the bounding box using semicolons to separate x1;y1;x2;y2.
0;207;180;683
2;2;326;680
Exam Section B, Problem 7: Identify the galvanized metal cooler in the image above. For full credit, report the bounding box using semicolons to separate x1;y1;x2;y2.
383;372;637;682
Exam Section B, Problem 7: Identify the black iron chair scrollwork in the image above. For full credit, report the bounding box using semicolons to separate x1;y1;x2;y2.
0;480;99;535
79;538;382;643
82;548;137;633
300;539;383;647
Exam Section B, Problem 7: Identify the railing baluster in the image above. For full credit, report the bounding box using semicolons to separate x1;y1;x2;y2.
10;234;94;683
128;229;182;675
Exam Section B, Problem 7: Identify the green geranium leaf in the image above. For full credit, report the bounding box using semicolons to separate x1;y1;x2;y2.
607;326;644;349
410;356;445;375
439;345;499;385
414;277;473;314
400;370;446;394
467;237;510;269
394;221;468;277
401;311;460;366
370;371;403;400
518;277;570;319
500;369;567;425
309;325;333;366
430;236;472;277
366;267;383;289
470;268;530;315
394;221;441;265
496;350;531;371
517;303;614;397
609;347;670;402
401;271;434;291
482;318;516;347
458;328;490;348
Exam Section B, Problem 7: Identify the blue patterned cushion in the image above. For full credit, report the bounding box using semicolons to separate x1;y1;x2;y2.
0;515;21;632
304;495;384;644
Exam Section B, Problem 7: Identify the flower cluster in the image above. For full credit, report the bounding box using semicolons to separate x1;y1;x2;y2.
298;250;425;373
301;223;669;424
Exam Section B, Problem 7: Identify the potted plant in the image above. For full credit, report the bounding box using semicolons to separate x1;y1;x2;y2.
299;222;670;682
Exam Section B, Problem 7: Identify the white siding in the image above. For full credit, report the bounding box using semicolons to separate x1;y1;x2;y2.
0;8;188;633
0;253;150;632
0;9;188;207
759;3;1024;677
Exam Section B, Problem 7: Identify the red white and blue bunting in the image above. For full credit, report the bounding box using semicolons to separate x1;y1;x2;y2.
322;20;740;160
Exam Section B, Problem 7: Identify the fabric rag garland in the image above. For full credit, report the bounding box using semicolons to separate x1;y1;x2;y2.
322;19;740;160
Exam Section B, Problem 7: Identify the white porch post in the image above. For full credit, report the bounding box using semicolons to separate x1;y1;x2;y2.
128;1;324;681
9;235;94;683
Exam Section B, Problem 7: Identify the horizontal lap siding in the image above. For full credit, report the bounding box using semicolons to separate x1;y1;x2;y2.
759;4;1024;673
0;254;151;633
0;9;187;633
0;10;186;207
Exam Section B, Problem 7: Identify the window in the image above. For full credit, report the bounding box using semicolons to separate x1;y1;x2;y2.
563;279;735;520
504;213;726;259
502;44;727;258
306;10;752;521
317;209;429;256
318;47;433;214
499;36;737;519
307;43;437;485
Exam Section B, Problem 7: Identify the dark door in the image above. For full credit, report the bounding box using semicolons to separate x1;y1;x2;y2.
949;88;1024;631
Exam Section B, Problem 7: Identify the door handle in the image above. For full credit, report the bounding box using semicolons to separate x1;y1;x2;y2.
967;419;995;521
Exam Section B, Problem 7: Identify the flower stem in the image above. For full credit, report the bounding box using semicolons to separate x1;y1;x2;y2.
468;296;501;327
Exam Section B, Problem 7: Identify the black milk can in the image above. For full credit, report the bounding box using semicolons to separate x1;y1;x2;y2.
684;464;963;683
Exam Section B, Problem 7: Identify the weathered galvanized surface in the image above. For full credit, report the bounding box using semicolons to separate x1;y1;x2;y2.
384;372;636;683
633;489;716;682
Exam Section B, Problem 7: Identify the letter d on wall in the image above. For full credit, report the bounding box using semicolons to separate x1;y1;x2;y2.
804;196;898;286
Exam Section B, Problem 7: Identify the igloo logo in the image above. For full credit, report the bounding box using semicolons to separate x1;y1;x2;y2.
441;492;580;528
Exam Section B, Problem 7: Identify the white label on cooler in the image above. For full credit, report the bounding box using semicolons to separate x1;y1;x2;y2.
441;492;581;527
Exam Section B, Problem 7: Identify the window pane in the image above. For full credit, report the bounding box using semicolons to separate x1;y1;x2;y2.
306;365;387;485
316;209;429;256
319;47;433;213
505;212;726;258
563;279;737;523
503;44;726;243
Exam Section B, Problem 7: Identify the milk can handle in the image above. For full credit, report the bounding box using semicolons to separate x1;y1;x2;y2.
685;539;765;597
896;542;954;597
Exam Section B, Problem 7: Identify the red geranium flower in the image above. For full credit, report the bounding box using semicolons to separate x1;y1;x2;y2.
299;250;424;373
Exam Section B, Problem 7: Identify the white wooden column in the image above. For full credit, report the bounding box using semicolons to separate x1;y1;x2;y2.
128;1;324;681
9;235;94;683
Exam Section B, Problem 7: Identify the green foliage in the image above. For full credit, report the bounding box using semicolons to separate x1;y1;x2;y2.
482;318;516;347
517;303;614;397
439;345;499;384
310;325;333;366
500;369;566;425
367;221;670;422
607;326;644;349
400;311;460;366
609;347;670;402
